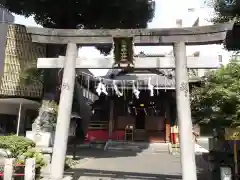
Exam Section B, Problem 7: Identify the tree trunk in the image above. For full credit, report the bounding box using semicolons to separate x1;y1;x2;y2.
33;44;86;144
33;44;66;134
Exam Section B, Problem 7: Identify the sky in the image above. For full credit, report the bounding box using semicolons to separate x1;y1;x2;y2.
13;0;231;76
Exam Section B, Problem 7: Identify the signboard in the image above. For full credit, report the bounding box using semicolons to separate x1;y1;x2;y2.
113;37;134;67
225;128;240;140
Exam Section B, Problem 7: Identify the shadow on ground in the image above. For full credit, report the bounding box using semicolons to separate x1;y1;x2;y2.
68;169;182;180
67;147;141;159
67;141;155;159
66;147;210;180
196;153;211;180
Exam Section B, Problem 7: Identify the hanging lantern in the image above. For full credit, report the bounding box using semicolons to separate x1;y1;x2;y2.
113;37;134;68
113;80;123;97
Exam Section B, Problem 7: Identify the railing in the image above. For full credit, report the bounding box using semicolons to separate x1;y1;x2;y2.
81;87;98;102
0;158;35;180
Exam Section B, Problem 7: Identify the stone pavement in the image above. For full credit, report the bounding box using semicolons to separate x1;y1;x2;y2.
66;146;210;180
71;150;181;180
197;137;210;151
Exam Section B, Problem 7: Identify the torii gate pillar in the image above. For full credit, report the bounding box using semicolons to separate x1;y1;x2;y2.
174;42;197;180
50;43;77;180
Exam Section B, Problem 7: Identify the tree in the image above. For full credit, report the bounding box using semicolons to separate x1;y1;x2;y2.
191;60;240;128
212;0;240;23
20;68;43;86
211;0;240;51
4;0;155;29
20;67;59;131
4;0;155;54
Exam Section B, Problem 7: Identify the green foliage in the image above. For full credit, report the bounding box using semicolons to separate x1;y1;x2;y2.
20;67;60;102
212;0;240;23
0;136;46;175
37;100;58;131
191;61;240;127
4;0;155;29
3;0;155;54
0;136;35;158
17;149;46;169
64;157;80;170
20;67;43;86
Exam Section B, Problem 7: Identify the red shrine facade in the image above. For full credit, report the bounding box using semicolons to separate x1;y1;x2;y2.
87;90;176;143
81;69;181;143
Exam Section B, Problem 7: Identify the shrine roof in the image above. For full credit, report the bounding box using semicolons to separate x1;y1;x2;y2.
77;68;200;90
134;52;166;57
102;69;175;89
76;69;94;77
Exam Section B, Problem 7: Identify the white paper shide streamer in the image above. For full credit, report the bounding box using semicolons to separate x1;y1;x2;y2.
96;79;108;96
113;80;123;97
132;81;140;99
148;77;154;97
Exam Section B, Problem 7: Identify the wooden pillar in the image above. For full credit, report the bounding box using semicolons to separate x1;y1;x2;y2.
165;119;171;142
169;91;177;143
165;95;171;142
109;100;114;138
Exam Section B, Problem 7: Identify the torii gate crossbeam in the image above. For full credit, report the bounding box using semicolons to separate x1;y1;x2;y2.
37;55;222;69
26;22;234;180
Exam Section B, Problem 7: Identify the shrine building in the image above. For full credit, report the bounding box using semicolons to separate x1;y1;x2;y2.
76;57;200;143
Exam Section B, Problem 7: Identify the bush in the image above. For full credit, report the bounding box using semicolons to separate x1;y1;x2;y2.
65;157;82;170
0;135;35;158
17;149;46;174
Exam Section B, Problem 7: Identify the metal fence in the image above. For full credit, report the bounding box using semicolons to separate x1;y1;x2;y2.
0;158;35;180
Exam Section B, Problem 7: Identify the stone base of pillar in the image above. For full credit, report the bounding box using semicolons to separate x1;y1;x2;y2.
26;131;55;147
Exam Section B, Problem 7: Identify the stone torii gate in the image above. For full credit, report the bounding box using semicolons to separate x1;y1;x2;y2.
26;22;234;180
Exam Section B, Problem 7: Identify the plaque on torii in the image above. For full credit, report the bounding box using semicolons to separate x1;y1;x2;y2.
25;22;235;180
113;37;134;68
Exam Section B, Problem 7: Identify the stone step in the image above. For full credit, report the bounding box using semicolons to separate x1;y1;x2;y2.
105;141;169;153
